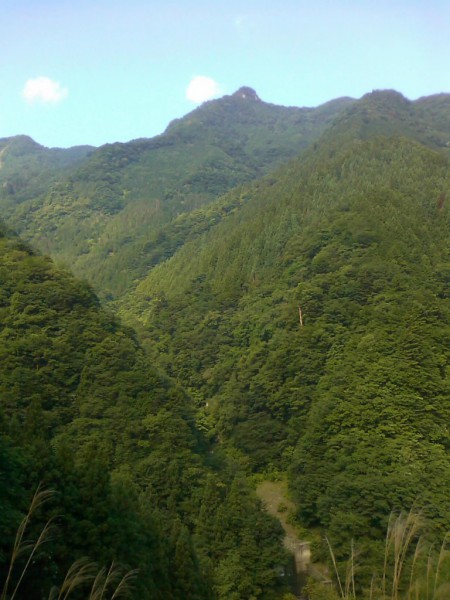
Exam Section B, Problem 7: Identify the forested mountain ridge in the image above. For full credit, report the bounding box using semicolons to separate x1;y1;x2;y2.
2;87;450;598
118;126;450;582
0;222;290;599
320;89;450;156
0;134;93;207
0;89;355;299
3;89;447;307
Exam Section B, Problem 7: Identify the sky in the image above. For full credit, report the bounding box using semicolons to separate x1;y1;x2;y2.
1;0;449;148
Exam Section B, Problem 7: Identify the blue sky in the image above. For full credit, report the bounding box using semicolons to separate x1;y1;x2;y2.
1;0;449;148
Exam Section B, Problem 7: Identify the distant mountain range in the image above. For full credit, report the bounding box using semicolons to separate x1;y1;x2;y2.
0;88;354;297
1;89;449;301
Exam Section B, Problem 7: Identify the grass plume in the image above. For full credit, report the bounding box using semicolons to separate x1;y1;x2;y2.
1;485;137;600
1;483;54;600
320;510;450;600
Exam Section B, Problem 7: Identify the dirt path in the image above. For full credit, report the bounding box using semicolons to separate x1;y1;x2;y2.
256;479;332;596
256;480;311;571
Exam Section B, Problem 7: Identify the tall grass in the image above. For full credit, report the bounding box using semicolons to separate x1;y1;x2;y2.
1;485;137;600
1;484;54;600
47;559;138;600
323;510;450;600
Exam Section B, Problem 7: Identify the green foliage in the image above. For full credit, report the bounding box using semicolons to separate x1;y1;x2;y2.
120;134;450;559
2;88;450;598
318;510;450;600
0;135;93;210
0;434;26;565
0;225;289;598
0;92;354;300
0;484;139;600
303;580;341;600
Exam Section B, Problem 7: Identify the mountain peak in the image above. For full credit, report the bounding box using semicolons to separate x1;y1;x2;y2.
232;87;261;101
362;89;410;107
0;134;41;150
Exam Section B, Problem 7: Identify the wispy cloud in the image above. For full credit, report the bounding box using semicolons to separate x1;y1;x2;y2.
186;76;222;104
23;76;68;104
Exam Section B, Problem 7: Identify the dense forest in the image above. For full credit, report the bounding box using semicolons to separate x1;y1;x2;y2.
1;88;449;599
0;222;289;599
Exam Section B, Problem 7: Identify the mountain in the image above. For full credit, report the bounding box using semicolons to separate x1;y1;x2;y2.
0;89;354;299
2;87;450;597
0;222;288;599
2;89;448;306
320;89;450;154
117;92;450;562
0;135;94;206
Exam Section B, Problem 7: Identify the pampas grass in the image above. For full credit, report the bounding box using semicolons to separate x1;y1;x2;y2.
47;559;138;600
47;558;98;600
322;509;450;600
1;483;54;600
1;485;137;600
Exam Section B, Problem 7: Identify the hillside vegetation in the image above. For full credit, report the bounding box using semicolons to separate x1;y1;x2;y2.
0;222;289;599
118;121;450;586
1;88;450;598
0;135;93;206
0;89;353;299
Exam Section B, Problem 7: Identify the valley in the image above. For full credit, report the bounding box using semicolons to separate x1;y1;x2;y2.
0;87;449;599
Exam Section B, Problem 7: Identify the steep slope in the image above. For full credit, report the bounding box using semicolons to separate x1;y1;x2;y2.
0;135;93;208
0;223;288;599
119;127;450;555
1;89;354;299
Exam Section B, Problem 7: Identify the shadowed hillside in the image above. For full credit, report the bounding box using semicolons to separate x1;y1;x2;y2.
0;221;289;599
